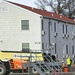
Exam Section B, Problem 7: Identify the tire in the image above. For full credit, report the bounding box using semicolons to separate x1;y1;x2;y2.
4;71;10;75
32;68;38;74
0;64;6;75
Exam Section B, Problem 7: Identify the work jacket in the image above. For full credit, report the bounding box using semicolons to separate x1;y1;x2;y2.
66;57;71;65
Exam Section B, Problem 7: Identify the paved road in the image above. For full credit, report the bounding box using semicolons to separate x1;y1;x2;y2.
9;73;29;75
9;72;75;75
8;65;75;75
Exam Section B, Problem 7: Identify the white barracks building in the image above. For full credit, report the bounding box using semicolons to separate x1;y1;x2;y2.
0;0;75;62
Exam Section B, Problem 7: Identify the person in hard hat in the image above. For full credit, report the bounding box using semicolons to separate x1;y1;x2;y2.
66;56;72;72
61;60;65;71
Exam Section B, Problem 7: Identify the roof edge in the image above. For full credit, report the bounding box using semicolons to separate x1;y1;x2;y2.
2;0;75;24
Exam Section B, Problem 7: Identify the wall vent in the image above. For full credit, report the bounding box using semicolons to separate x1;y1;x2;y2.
54;32;58;37
66;34;69;39
63;34;66;38
42;31;45;35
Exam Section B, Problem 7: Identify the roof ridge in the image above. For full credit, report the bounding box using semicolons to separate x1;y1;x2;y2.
4;0;75;24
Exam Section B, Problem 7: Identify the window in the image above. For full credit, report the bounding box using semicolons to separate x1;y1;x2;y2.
48;24;50;45
0;7;8;12
22;43;29;52
72;45;74;54
66;25;67;34
42;43;44;49
72;26;74;35
62;24;64;33
55;43;56;53
50;22;52;31
66;45;68;54
46;43;48;49
54;22;56;32
42;20;44;30
21;20;29;30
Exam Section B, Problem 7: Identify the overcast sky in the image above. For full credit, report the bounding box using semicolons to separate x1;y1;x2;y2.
7;0;36;7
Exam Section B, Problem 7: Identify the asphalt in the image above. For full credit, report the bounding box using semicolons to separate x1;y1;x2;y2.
9;72;75;75
8;65;75;75
58;65;75;75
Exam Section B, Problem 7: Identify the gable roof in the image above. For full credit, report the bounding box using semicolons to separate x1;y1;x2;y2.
6;1;75;24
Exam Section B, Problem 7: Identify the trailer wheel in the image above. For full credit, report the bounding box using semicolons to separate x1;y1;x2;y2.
4;71;10;75
0;64;6;75
32;68;38;74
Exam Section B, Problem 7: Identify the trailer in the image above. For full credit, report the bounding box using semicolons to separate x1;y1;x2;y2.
0;51;62;75
0;51;43;75
0;52;27;75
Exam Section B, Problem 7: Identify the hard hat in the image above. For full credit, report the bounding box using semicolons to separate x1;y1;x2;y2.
62;60;64;62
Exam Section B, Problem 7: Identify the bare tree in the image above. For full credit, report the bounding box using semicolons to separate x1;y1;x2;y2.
34;0;75;18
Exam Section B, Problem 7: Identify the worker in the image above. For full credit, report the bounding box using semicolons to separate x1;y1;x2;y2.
66;56;72;72
61;60;65;71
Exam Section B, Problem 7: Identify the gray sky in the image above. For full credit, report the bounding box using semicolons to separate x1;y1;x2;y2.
7;0;36;7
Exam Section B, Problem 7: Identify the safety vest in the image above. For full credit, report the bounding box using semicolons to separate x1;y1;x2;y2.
66;57;71;65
